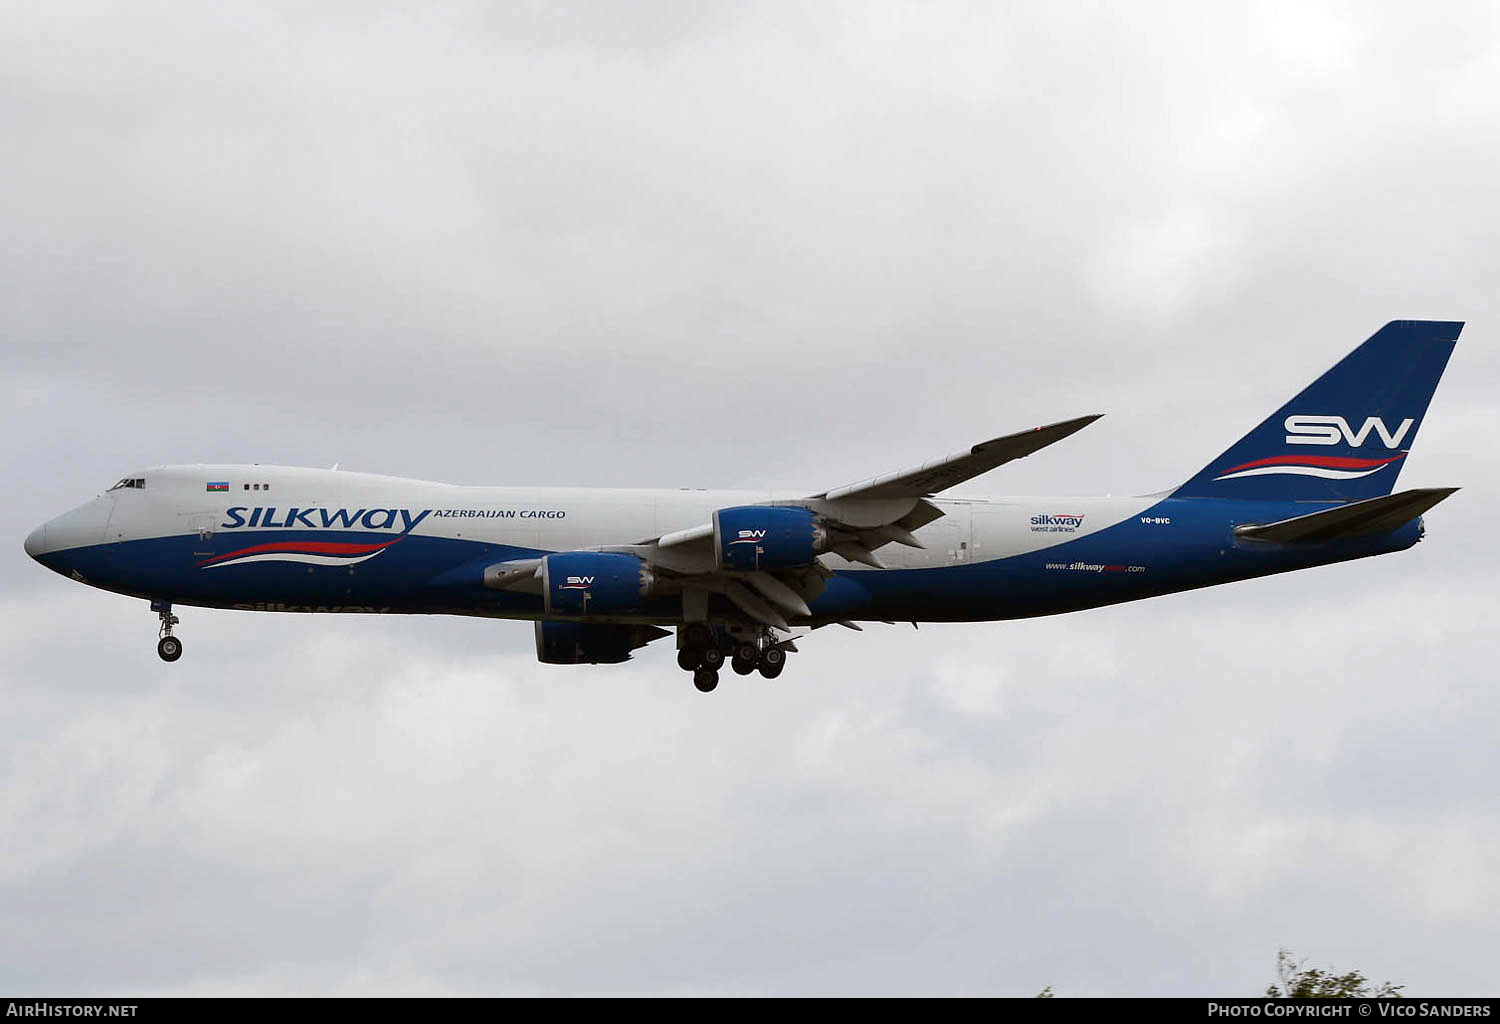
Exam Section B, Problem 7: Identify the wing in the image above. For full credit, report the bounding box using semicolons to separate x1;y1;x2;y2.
489;414;1101;629
651;413;1101;565
818;414;1102;501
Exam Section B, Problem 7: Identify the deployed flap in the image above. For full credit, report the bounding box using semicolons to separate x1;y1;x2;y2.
1234;487;1458;544
818;415;1102;501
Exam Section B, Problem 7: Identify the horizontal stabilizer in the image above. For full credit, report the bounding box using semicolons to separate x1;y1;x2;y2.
1234;487;1458;544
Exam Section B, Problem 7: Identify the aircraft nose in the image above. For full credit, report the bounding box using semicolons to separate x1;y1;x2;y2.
26;498;113;565
24;523;47;559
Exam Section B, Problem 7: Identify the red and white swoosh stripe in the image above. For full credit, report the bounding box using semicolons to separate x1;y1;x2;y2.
1213;454;1404;482
198;538;402;569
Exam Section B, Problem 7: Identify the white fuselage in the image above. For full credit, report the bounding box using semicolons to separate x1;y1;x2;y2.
82;464;1160;572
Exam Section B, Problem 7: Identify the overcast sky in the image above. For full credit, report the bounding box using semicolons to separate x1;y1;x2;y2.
3;0;1498;997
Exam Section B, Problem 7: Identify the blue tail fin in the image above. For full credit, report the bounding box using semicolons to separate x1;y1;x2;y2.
1172;320;1461;501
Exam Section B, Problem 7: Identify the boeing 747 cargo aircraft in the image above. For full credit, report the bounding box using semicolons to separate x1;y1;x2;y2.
24;321;1460;692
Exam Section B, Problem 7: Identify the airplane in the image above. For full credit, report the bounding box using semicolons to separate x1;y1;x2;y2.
24;320;1461;693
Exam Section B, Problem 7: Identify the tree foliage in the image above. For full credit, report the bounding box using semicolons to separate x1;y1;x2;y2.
1265;948;1404;998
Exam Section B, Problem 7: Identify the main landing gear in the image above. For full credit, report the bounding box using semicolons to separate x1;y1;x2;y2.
677;625;789;692
152;600;182;662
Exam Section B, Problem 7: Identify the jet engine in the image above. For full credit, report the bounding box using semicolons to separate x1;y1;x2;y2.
534;621;670;664
713;506;828;571
540;551;657;616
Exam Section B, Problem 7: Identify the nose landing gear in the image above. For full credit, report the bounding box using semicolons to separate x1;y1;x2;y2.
152;601;182;662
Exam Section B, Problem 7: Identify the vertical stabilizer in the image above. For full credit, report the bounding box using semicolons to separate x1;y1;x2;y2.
1172;320;1460;501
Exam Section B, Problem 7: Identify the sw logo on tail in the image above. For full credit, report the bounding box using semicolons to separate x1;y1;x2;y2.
1284;415;1414;448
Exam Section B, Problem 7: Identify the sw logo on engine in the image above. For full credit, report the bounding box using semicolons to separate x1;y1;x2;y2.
732;529;767;544
1284;415;1414;448
562;576;594;588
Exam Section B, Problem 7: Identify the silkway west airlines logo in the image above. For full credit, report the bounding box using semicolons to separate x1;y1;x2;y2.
730;529;767;545
198;506;432;570
1030;513;1085;533
1213;415;1414;482
561;576;594;590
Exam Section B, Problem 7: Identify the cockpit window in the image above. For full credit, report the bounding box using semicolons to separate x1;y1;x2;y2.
108;477;145;490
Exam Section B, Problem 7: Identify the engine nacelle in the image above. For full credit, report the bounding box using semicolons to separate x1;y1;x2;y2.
534;621;668;664
713;505;827;571
540;551;656;616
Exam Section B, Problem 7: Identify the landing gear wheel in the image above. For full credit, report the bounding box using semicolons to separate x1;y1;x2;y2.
693;667;719;692
758;646;784;679
152;602;182;663
157;635;183;662
732;643;760;674
677;648;704;671
701;646;725;670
